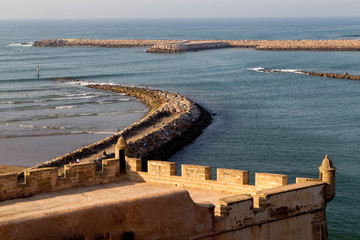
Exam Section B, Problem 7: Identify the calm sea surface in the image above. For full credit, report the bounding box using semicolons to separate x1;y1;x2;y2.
0;18;359;239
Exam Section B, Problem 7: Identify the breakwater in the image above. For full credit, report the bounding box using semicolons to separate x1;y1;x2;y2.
254;67;360;81
302;71;360;80
33;85;212;170
33;39;360;52
32;39;183;48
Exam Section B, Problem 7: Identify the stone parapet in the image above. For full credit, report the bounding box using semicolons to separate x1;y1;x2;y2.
0;158;124;201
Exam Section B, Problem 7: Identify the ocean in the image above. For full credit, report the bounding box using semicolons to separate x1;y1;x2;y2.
0;18;359;239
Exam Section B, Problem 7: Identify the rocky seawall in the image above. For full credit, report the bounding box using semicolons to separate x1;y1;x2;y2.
33;39;360;52
145;41;233;53
302;71;360;80
255;68;360;81
34;85;212;170
32;39;182;48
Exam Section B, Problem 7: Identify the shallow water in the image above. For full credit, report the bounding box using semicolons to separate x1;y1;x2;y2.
0;18;359;238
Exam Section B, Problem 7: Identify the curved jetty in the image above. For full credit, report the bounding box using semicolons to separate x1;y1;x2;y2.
34;85;212;169
33;39;360;52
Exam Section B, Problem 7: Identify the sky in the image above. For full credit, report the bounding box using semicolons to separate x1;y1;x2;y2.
1;0;360;19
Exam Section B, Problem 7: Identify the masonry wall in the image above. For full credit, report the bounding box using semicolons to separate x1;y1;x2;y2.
0;189;214;240
0;155;330;240
0;159;124;201
127;159;290;196
189;182;327;240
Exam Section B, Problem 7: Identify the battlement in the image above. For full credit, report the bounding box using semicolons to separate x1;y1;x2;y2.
0;158;124;201
0;154;330;205
125;158;328;209
0;144;335;240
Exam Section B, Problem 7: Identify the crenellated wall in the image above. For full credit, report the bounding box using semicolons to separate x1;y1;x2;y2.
0;156;317;203
0;150;334;239
0;159;124;201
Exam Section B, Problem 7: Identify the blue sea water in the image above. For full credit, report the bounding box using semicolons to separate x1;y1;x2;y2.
0;18;360;239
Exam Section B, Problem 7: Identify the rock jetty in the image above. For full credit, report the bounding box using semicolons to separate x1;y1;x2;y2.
32;39;182;48
33;39;360;52
302;71;360;80
34;85;212;170
145;41;233;53
255;67;360;81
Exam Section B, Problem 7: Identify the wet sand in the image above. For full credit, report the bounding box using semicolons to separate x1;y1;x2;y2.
0;134;109;167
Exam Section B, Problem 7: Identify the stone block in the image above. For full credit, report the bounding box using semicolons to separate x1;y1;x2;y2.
64;162;96;181
126;158;142;172
181;164;211;181
217;168;249;185
255;172;288;189
148;161;176;176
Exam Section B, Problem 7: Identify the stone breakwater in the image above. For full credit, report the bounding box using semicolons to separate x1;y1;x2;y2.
256;68;360;81
145;40;233;53
302;71;360;80
34;85;212;169
32;39;183;48
33;39;360;52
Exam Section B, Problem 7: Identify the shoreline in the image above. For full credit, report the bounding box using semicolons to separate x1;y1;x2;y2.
33;39;360;52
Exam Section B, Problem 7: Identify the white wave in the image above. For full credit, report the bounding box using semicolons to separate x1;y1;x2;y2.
119;98;131;101
5;123;66;130
249;67;303;74
60;80;121;87
65;93;88;97
248;67;265;72
0;101;15;104
55;105;79;109
34;99;46;103
9;42;33;47
69;130;114;135
67;95;97;100
97;109;147;116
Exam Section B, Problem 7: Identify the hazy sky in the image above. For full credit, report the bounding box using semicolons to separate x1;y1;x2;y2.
1;0;360;19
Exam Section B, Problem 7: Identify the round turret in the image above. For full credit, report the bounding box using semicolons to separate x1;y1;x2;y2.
115;135;128;159
319;154;336;203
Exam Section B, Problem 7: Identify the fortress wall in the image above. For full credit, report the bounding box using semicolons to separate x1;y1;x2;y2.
0;173;19;200
0;188;215;240
190;182;326;240
0;158;124;201
296;177;322;183
126;160;296;196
